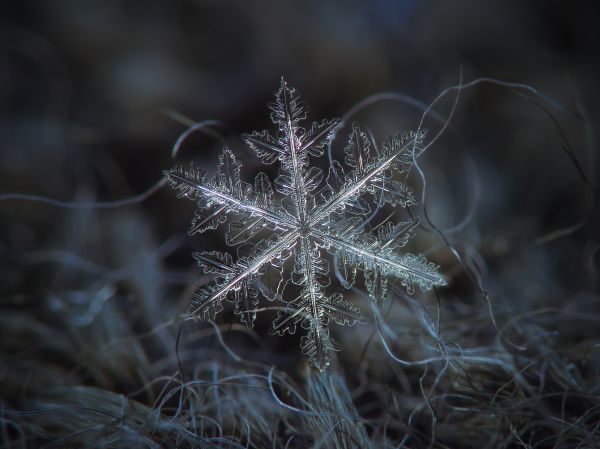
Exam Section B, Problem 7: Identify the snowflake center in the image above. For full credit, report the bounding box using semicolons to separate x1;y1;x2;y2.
299;224;312;237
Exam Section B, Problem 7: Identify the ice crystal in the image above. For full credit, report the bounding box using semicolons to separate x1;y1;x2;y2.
165;79;446;370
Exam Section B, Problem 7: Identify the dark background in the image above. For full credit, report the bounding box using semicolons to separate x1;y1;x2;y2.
1;0;598;218
1;1;599;448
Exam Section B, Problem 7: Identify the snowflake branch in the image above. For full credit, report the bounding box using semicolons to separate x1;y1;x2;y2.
308;135;421;226
280;82;309;223
299;239;329;369
185;231;299;319
165;169;295;228
315;231;446;288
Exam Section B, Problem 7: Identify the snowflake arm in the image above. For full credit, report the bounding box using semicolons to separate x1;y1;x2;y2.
317;231;446;296
185;230;299;324
271;238;360;370
243;78;339;223
164;149;294;231
296;238;332;370
309;125;424;226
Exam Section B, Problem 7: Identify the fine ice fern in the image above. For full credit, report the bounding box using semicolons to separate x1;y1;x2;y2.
165;79;446;370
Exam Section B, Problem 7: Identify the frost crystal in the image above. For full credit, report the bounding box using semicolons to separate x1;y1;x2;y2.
165;79;446;370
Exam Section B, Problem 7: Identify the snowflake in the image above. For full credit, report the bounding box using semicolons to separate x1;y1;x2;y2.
165;78;446;370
